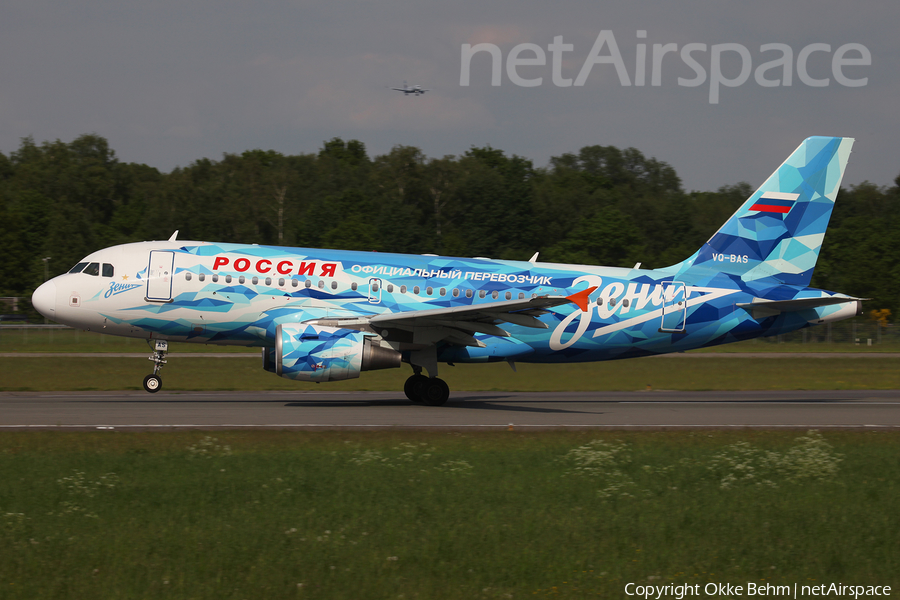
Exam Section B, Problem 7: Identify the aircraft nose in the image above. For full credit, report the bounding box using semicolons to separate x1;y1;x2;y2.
32;280;57;319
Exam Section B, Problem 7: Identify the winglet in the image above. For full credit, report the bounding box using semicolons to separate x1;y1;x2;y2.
566;286;597;312
529;252;539;264
168;230;179;242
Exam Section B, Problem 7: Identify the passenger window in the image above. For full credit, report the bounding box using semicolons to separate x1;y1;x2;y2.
251;276;259;285
84;262;100;276
414;286;420;294
452;289;460;297
518;292;525;299
426;287;433;296
479;290;486;299
305;280;312;288
387;284;394;293
401;285;407;294
239;276;246;284
278;278;284;287
331;281;337;290
505;291;512;300
439;288;446;296
317;280;324;289
351;282;358;291
199;273;205;282
372;282;379;292
212;274;218;283
466;289;473;298
623;299;630;307
225;275;232;284
68;262;88;274
291;279;298;288
265;277;272;286
491;291;499;300
102;264;114;278
185;272;192;281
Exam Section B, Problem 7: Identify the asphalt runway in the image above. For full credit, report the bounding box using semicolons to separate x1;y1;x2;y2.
2;390;900;429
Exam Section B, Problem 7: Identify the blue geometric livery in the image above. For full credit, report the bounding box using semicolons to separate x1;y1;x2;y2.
32;137;862;405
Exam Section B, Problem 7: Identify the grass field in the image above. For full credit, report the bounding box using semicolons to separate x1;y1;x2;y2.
2;355;900;392
4;326;900;354
0;430;896;599
2;328;897;598
0;328;257;354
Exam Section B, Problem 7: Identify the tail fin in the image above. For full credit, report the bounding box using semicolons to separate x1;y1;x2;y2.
674;136;854;287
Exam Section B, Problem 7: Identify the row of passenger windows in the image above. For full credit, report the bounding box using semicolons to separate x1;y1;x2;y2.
69;262;115;277
183;271;527;300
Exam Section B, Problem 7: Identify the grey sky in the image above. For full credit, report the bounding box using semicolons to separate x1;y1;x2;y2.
2;0;897;192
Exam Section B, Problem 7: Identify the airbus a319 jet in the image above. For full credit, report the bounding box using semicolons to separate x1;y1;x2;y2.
32;137;862;405
392;81;429;95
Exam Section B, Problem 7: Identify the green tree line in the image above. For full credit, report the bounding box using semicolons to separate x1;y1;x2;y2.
1;134;898;319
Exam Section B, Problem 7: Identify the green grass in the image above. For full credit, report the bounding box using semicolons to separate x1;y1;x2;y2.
0;328;256;354
690;340;900;352
3;326;900;354
2;355;900;392
0;430;896;599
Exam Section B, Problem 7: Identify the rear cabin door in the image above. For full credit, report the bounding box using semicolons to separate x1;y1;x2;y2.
146;251;175;301
659;281;687;333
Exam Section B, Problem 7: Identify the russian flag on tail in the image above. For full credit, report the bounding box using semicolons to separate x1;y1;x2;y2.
749;192;799;214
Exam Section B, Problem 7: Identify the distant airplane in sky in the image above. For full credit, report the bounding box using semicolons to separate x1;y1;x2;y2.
32;137;861;405
392;81;429;95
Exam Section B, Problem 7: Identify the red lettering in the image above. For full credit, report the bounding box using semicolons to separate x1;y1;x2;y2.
297;262;315;276
213;256;229;270
234;258;250;272
320;263;337;278
276;260;293;275
256;259;272;273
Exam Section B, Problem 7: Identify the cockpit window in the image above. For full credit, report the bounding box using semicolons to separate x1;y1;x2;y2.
102;264;114;278
68;262;88;274
83;262;100;276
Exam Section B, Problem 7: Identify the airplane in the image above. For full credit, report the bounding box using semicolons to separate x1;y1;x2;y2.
31;136;863;406
392;81;429;95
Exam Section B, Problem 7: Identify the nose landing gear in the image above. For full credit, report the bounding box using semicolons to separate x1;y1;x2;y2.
143;339;168;393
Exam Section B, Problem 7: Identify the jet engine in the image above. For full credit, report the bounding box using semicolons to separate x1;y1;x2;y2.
270;323;401;382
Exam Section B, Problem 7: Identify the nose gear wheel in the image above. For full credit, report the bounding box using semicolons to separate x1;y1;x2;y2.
143;339;168;393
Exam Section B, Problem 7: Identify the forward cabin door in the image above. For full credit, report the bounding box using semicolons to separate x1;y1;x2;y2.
659;281;687;333
146;251;175;301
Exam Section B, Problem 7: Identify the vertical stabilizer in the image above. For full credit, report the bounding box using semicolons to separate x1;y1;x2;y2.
674;136;854;286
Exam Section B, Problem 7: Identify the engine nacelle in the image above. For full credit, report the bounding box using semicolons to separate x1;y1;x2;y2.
274;323;401;382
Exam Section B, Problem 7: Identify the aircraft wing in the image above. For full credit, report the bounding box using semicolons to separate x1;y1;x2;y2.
367;290;591;347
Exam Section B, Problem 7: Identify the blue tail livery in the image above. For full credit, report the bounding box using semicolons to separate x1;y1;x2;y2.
32;137;862;405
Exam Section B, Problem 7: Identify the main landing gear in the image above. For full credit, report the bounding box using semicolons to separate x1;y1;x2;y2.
404;366;450;406
143;339;168;393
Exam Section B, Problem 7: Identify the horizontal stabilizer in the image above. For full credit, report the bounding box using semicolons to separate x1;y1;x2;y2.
737;296;865;319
